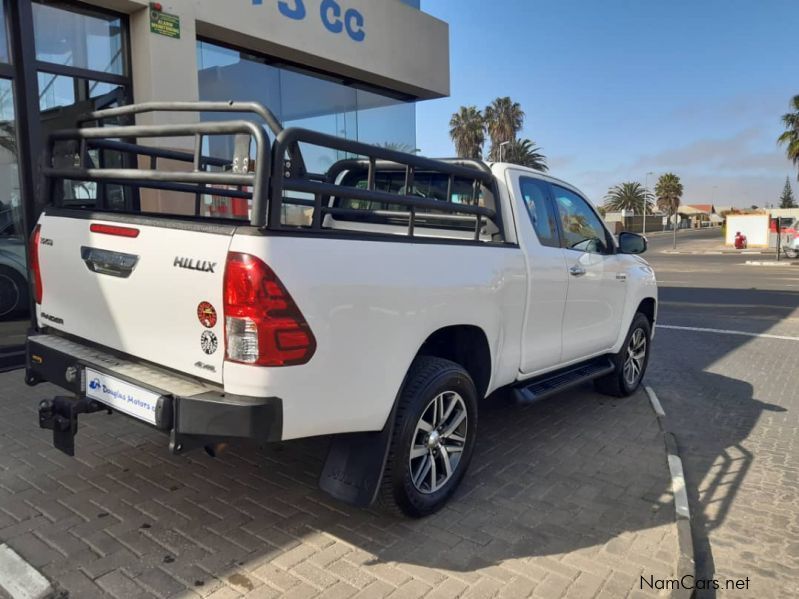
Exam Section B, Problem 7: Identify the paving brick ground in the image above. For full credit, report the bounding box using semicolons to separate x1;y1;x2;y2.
0;370;677;598
649;331;799;599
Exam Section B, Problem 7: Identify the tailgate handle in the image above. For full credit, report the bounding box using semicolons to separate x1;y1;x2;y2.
80;246;139;278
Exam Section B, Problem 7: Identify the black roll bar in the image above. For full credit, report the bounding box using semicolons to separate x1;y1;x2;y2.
44;101;505;241
270;127;501;240
45;120;270;226
78;101;306;177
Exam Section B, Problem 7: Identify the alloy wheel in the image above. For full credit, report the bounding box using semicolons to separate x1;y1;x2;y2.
623;328;647;387
409;391;468;494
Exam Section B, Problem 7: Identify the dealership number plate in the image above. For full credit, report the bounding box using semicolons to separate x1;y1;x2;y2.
85;369;160;425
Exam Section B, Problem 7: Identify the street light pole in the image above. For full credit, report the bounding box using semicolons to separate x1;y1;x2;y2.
644;171;654;236
499;141;510;163
673;205;678;250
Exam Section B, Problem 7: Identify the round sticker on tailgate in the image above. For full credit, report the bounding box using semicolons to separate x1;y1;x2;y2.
197;301;218;328
200;331;218;355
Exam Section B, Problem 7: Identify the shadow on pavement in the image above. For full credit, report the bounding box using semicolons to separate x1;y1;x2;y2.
650;284;799;598
0;376;678;596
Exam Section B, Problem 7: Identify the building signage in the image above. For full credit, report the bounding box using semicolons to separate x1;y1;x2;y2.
253;0;365;42
150;5;181;39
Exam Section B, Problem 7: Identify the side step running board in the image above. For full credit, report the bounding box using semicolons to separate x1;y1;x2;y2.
513;358;615;404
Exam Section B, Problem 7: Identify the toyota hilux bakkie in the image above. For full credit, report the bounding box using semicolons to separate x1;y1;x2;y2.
26;102;657;517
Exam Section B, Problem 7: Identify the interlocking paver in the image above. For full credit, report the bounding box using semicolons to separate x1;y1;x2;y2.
0;370;677;598
649;328;799;598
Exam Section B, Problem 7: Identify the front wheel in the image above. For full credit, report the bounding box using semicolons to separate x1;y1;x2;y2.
594;313;652;397
379;357;478;518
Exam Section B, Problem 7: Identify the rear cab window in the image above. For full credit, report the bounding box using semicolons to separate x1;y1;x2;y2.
519;177;559;248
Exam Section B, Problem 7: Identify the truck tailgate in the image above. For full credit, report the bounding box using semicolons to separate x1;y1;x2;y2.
34;213;234;384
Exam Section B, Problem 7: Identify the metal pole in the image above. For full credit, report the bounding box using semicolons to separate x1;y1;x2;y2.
499;140;510;163
644;171;653;236
672;206;678;249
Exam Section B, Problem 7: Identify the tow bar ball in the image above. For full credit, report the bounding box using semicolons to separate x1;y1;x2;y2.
38;396;110;457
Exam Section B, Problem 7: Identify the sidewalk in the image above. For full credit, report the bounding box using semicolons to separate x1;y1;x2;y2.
0;371;679;599
658;235;775;255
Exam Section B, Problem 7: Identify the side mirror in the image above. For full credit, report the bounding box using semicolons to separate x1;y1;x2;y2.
619;232;647;254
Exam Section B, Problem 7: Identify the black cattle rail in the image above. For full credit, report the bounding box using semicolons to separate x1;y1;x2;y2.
44;119;271;226
43;101;503;240
270;128;500;241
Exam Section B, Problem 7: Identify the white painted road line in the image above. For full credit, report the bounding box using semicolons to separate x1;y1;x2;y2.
645;386;666;417
0;544;52;599
668;453;691;520
657;324;799;342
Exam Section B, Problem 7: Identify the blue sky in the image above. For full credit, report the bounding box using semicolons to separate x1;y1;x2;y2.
415;0;798;208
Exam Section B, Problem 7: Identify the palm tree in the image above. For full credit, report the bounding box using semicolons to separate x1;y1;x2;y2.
778;94;799;180
449;106;485;160
603;182;653;214
655;172;683;224
484;97;524;160
503;138;548;171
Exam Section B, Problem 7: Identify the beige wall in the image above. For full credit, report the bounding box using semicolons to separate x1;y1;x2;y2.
84;0;449;112
725;214;770;247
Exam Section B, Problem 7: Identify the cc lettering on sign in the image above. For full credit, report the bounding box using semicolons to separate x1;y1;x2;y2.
255;0;365;43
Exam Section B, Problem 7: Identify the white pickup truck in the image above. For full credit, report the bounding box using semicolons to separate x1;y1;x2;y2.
26;102;657;517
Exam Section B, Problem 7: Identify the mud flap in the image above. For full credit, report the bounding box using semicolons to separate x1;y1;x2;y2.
318;426;393;507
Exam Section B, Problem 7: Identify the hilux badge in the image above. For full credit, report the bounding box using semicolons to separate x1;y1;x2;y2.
174;257;217;273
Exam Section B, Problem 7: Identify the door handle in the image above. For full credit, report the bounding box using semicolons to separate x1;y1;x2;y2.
569;265;586;277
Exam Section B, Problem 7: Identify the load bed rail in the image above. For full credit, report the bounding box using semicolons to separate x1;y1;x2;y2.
43;101;504;242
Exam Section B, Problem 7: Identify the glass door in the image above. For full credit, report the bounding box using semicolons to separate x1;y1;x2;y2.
0;0;29;359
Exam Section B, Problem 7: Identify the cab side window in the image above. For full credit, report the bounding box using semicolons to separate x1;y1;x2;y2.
551;185;611;254
519;177;558;248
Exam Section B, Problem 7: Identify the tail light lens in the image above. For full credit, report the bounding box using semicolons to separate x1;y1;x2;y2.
223;252;316;366
29;224;43;304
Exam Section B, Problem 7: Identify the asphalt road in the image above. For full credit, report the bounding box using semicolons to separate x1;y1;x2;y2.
644;227;799;597
646;228;799;337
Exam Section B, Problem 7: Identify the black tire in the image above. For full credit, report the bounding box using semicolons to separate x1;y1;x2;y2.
379;356;478;518
0;266;28;319
594;313;652;398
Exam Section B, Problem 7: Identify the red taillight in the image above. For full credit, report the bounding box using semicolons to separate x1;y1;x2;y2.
90;224;140;238
223;252;316;367
29;224;43;304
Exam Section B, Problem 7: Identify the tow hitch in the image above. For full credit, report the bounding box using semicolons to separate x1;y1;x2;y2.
38;396;110;456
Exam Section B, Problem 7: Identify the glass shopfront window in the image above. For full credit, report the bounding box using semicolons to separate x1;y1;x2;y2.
196;40;417;174
0;79;27;342
32;1;125;75
0;1;131;361
0;2;9;64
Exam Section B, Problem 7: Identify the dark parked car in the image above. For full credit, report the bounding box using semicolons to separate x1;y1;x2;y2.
0;206;28;318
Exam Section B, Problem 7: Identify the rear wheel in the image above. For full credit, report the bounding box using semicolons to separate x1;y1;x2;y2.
594;313;651;397
0;266;28;319
379;356;478;518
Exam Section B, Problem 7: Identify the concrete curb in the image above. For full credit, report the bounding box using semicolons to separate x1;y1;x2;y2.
645;386;696;599
0;544;53;599
662;250;772;255
745;260;799;267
